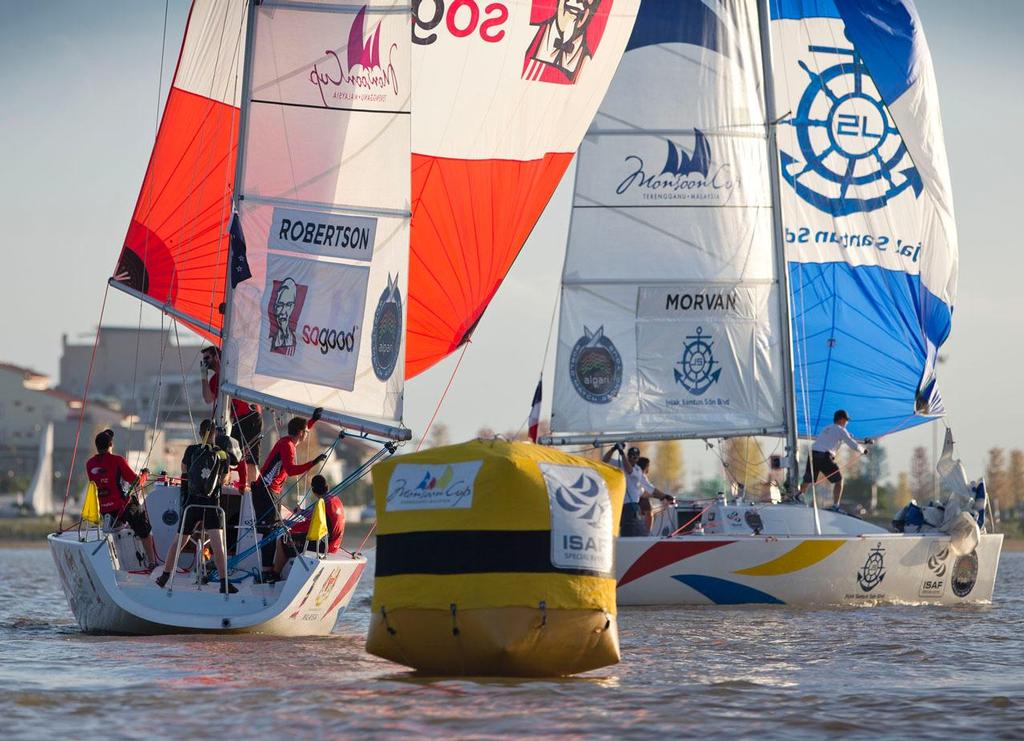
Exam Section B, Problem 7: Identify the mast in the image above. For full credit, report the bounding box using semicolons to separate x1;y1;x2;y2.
216;0;259;432
756;0;802;497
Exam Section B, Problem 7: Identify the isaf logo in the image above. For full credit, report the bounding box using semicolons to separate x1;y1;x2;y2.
371;273;402;381
780;46;922;216
674;326;720;396
569;325;622;404
523;0;612;85
267;278;308;356
552;472;609;528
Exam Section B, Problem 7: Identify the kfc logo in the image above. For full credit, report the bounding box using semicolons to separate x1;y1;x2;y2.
267;278;308;356
522;0;611;84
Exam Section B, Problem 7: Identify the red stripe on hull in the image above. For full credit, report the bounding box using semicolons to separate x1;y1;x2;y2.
618;540;735;587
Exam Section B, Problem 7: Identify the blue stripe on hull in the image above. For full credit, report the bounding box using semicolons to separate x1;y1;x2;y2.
672;575;786;605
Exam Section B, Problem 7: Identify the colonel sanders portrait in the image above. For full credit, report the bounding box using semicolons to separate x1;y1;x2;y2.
269;277;299;355
523;0;603;84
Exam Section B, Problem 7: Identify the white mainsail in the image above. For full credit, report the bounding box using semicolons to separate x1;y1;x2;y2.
548;1;787;443
220;1;411;439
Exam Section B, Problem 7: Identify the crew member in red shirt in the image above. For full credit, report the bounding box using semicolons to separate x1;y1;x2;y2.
268;474;345;581
85;429;157;567
200;345;263;493
252;412;326;571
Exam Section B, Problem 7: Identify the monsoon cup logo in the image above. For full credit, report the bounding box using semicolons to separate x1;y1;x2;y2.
371;274;402;381
780;46;922;216
266;278;308;356
522;0;612;85
310;5;400;106
385;461;483;511
616;131;739;203
674;327;720;396
569;325;622;404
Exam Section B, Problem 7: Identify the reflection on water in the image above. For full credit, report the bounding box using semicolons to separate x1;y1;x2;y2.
1;547;1021;737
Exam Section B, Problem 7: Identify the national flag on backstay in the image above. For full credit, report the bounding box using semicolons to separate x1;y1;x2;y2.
229;212;252;288
528;378;542;442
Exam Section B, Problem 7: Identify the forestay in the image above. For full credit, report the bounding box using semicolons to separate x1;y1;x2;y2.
220;0;411;439
771;0;958;438
549;1;787;443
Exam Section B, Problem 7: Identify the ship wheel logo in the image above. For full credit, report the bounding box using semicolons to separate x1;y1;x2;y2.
674;326;720;396
857;543;886;592
780;46;923;216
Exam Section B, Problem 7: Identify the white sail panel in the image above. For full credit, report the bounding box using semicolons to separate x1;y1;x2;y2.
549;1;786;442
223;1;410;438
770;0;958;438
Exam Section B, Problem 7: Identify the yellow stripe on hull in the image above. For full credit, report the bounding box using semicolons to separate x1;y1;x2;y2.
734;539;846;576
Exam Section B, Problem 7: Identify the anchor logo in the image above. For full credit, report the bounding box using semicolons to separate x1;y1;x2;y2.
674;326;720;396
779;46;922;216
857;543;886;592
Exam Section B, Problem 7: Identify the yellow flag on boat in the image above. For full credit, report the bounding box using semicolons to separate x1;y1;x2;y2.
306;498;328;543
81;482;101;525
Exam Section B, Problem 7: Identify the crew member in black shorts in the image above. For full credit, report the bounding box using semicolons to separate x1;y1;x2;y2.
798;409;871;509
154;420;238;594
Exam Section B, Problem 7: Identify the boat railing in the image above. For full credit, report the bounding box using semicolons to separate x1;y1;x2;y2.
166;504;228;592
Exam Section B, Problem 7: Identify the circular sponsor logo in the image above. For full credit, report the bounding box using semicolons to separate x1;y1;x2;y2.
371;275;402;381
950;552;979;598
569;326;622;404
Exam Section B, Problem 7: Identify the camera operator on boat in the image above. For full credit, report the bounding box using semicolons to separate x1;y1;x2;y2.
85;429;158;568
251;411;327;575
798;409;872;509
155;419;242;594
200;345;263;493
265;474;344;583
603;444;674;536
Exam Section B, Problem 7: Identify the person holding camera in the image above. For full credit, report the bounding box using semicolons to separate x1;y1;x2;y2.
602;443;674;537
200;345;263;493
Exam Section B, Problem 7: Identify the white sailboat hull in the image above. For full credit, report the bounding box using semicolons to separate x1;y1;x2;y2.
48;531;365;636
616;532;1003;607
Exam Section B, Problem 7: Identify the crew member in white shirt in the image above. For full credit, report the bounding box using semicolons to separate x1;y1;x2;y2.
603;444;674;536
798;409;872;508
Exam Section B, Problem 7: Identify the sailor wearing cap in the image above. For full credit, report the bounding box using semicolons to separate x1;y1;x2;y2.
602;444;673;536
798;410;873;509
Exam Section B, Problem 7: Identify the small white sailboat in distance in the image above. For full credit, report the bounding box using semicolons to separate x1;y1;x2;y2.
541;0;1001;606
49;0;413;635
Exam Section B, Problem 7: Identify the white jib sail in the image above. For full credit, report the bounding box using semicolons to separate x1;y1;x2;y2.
26;422;54;516
221;1;411;439
549;1;786;443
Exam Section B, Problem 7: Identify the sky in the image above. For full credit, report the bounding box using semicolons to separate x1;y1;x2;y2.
1;1;1021;488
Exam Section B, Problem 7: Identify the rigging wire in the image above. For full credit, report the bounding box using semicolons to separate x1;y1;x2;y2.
58;285;112;530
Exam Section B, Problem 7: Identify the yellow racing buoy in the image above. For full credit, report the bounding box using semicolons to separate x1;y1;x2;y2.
366;439;624;677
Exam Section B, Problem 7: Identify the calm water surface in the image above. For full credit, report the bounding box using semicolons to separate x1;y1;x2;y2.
1;546;1022;738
